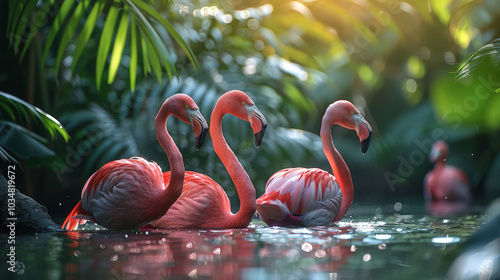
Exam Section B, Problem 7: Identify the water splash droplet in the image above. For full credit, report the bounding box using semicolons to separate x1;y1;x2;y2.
301;242;313;252
394;202;402;211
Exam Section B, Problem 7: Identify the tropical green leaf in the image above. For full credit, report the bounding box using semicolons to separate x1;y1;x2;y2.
455;38;500;80
127;0;175;79
60;102;139;176
7;0;27;45
7;0;20;36
139;30;152;76
0;91;70;142
19;0;56;59
129;16;138;91
96;3;120;90
0;120;48;143
71;0;106;72
127;0;200;72
41;0;77;63
108;5;130;84
0;146;19;165
0;122;63;167
12;0;38;52
55;0;91;74
146;38;163;84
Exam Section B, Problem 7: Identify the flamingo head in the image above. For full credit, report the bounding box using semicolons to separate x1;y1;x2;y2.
168;94;209;150
429;140;448;163
325;100;372;154
219;90;267;147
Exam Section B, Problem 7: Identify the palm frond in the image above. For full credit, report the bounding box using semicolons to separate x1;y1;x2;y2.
8;0;199;91
0;121;63;167
0;91;70;142
59;103;139;175
455;38;500;80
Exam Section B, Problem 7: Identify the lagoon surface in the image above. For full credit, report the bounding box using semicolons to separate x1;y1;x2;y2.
0;201;487;280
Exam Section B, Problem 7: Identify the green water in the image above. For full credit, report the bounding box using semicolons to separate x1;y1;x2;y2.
0;202;487;279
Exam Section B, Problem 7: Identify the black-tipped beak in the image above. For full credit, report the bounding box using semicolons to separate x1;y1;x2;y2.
246;105;267;147
254;122;267;147
188;109;209;150
361;131;371;154
196;125;208;150
353;113;372;154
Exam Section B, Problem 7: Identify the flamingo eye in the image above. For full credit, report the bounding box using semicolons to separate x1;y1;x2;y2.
350;110;354;115
185;105;189;109
242;101;246;105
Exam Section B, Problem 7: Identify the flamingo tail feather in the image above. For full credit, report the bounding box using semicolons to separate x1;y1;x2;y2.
61;201;94;230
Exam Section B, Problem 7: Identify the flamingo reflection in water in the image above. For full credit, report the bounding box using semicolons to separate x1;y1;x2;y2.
63;227;354;279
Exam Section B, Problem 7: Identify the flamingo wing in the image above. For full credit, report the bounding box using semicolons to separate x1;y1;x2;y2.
256;168;342;226
150;171;232;229
78;157;165;230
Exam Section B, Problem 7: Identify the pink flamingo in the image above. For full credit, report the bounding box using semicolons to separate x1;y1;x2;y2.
61;94;208;230
148;90;267;229
424;140;471;202
256;100;372;227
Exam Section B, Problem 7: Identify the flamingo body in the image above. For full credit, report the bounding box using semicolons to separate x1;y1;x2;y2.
256;168;342;227
256;100;372;227
424;141;471;202
63;158;165;230
61;94;208;231
155;171;232;228
149;90;267;229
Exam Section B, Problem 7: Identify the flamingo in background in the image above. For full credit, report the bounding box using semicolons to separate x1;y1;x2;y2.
148;90;267;229
61;94;208;230
424;140;471;203
256;100;372;227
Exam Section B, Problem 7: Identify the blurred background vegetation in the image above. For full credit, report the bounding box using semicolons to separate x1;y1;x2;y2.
1;0;500;218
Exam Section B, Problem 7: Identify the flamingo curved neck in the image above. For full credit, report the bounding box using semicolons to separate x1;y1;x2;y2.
155;103;185;207
210;108;256;228
320;123;353;222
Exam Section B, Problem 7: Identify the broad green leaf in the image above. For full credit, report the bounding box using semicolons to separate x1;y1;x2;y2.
0;146;19;165
12;0;38;52
129;16;138;91
41;0;77;63
455;38;500;80
127;0;200;72
0;91;69;142
37;107;70;141
7;0;20;35
0;120;48;143
145;38;163;84
96;3;120;90
108;6;130;84
139;31;151;75
128;0;174;79
19;0;57;59
0;98;16;120
7;0;27;44
71;0;106;72
55;0;91;74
